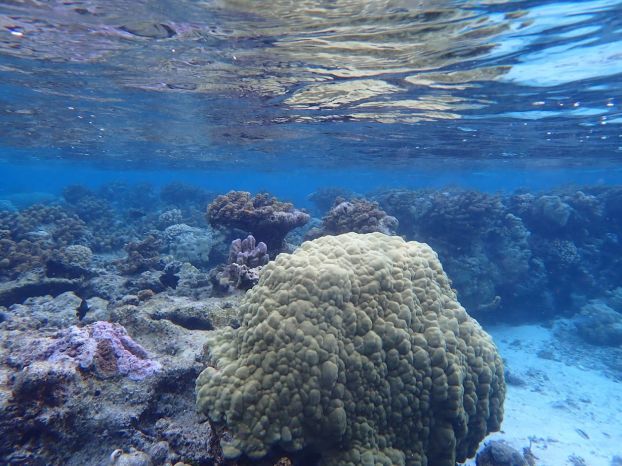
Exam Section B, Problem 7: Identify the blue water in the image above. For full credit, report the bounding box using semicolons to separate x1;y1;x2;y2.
1;0;622;211
0;0;621;175
2;154;622;210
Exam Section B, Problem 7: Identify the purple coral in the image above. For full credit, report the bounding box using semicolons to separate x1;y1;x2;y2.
41;321;161;380
228;235;269;268
211;235;269;293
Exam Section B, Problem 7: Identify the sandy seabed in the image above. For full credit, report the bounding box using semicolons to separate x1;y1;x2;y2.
465;325;622;466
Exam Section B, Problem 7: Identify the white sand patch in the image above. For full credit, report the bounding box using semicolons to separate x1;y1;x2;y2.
463;324;622;466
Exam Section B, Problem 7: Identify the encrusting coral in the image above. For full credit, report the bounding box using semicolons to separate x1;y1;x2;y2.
196;232;505;466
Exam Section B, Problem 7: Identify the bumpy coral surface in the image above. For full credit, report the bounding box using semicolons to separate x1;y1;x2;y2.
207;191;309;252
306;198;398;239
196;232;505;465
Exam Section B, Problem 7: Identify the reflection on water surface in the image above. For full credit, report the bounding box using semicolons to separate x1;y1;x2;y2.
0;0;621;165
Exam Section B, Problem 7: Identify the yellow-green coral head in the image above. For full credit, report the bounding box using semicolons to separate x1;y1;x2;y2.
196;232;505;466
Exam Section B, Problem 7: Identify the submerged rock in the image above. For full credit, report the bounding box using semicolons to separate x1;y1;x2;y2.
574;300;622;347
163;224;213;268
0;273;82;307
109;448;152;466
0;293;229;465
476;441;527;466
8;291;82;328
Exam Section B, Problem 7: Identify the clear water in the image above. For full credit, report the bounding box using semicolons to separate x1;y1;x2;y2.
1;0;621;184
1;0;622;465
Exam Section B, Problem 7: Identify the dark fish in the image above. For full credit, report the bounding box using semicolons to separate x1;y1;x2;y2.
119;22;176;39
127;208;146;219
575;428;589;440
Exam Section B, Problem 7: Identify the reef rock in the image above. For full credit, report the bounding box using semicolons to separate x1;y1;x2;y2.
8;321;161;380
163;223;213;268
0;274;82;307
0;293;227;465
7;291;82;328
476;440;527;466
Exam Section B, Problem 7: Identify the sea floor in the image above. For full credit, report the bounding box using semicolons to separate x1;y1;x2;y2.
468;324;622;466
1;285;621;465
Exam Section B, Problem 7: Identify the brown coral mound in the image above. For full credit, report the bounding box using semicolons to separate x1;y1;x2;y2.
197;233;505;466
306;198;398;239
0;205;89;279
206;191;309;253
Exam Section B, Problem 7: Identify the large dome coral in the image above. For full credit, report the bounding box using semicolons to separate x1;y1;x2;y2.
196;232;505;466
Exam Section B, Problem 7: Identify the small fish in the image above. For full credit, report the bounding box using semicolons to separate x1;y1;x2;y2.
127;208;146;219
575;428;589;440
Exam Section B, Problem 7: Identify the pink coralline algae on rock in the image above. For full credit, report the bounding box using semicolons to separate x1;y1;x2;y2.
41;321;161;380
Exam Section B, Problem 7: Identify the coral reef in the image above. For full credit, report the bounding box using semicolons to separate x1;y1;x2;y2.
9;321;161;380
228;235;270;268
162;224;213;268
307;187;354;214
14;204;89;245
0;292;237;465
196;233;505;465
4;192;58;209
305;198;398;240
63;184;131;252
45;244;93;279
0;200;17;212
98;182;157;213
157;208;183;229
207;191;309;253
531;195;574;230
3;183;621;323
3;181;622;465
574;300;622;347
210;235;269;294
378;189;535;317
116;235;163;275
375;187;622;321
160;182;213;209
0;232;49;280
159;183;214;230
